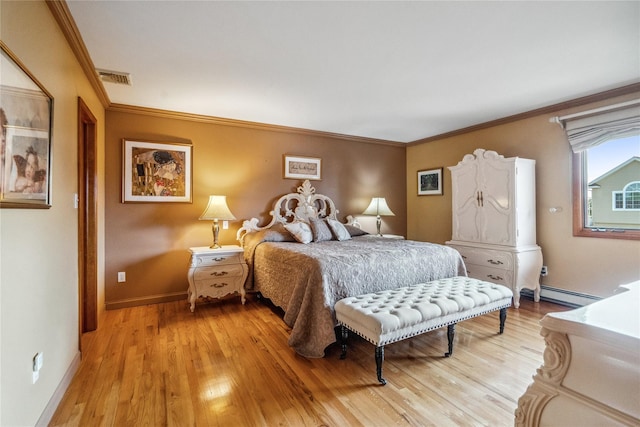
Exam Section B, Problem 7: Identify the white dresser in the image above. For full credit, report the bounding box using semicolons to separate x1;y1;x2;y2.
187;245;248;312
515;282;640;426
446;149;542;308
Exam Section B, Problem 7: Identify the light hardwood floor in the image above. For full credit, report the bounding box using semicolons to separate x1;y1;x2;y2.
49;294;568;426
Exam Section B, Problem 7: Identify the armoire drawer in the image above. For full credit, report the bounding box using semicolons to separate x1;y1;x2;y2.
465;264;513;287
450;245;514;270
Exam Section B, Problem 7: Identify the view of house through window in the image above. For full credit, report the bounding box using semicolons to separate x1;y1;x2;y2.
585;135;640;230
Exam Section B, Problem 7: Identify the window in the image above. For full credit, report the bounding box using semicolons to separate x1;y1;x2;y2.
562;100;640;240
613;182;640;210
613;191;624;209
581;136;640;234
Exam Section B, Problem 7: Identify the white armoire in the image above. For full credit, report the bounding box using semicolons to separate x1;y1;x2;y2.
446;149;542;308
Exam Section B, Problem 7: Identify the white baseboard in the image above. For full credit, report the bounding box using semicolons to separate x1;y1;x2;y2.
36;350;81;426
520;285;601;308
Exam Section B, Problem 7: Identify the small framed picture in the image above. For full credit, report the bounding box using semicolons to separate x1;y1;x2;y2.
1;42;53;209
122;139;192;203
418;168;443;196
283;155;321;180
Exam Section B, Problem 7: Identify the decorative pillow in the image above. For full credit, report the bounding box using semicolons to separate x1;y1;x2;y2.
260;223;296;242
284;221;313;244
344;224;368;237
327;218;352;241
309;218;333;242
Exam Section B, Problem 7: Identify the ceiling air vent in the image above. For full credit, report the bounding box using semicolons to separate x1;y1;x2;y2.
96;69;131;85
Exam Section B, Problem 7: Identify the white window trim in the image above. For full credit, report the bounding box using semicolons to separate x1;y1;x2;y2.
612;191;624;210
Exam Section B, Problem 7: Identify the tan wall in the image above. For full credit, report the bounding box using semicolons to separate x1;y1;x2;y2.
407;93;640;298
105;110;407;307
0;1;106;425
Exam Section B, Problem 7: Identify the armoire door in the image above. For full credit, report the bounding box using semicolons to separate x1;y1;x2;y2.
451;162;482;242
478;160;515;245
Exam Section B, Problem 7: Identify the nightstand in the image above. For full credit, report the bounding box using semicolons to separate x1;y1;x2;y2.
187;245;248;312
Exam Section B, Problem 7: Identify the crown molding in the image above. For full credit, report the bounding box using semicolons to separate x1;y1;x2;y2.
408;82;640;146
46;0;110;108
107;103;406;146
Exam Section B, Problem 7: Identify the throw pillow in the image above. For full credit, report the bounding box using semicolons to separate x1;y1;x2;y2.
344;224;368;237
309;218;333;242
284;222;313;244
327;218;352;241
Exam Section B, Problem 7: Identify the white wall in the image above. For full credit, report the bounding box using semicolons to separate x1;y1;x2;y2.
0;1;105;425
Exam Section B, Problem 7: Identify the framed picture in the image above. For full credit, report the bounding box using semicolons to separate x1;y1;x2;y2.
1;42;53;208
418;168;443;196
283;155;321;180
122;139;192;203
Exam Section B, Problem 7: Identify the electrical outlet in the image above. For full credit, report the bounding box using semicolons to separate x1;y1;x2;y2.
541;266;548;276
117;272;126;283
222;220;229;230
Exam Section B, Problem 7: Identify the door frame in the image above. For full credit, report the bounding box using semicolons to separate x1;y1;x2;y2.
77;97;98;335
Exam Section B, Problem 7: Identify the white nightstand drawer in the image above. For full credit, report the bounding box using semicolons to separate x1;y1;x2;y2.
194;277;243;295
193;263;244;280
195;252;243;267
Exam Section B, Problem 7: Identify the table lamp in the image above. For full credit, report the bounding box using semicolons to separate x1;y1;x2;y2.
199;195;236;248
362;197;395;236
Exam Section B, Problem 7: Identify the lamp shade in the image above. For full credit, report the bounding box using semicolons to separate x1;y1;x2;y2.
362;197;395;217
199;195;236;220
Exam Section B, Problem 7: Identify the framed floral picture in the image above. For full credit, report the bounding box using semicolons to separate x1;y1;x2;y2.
1;42;53;208
122;139;192;203
418;167;443;196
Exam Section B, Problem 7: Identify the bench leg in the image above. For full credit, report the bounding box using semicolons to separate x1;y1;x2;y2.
499;307;507;334
339;326;348;359
375;346;387;385
445;323;456;357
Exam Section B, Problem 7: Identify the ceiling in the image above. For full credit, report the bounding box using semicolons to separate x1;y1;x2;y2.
66;1;639;143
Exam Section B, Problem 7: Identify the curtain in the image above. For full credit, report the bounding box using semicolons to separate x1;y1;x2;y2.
560;102;640;153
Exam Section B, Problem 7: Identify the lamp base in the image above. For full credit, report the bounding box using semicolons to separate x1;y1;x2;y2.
210;220;222;249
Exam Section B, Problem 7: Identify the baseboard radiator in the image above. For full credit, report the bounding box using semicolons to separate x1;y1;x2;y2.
520;284;601;308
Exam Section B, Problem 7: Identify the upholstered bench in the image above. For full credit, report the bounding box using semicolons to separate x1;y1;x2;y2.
334;276;513;385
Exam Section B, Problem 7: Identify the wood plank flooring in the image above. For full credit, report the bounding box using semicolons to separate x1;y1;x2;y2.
49;294;568;426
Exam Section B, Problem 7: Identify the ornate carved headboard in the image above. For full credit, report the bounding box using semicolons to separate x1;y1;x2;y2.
237;180;349;242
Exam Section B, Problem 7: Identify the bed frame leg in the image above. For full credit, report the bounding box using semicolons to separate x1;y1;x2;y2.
445;323;456;357
499;307;507;334
375;346;386;385
339;326;348;359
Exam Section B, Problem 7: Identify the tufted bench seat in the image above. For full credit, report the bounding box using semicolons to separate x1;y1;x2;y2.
334;276;513;385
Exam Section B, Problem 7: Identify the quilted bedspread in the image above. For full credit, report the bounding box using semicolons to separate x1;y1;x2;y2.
243;232;467;358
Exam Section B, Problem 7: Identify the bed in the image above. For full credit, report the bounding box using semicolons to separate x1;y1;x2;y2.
237;180;467;358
